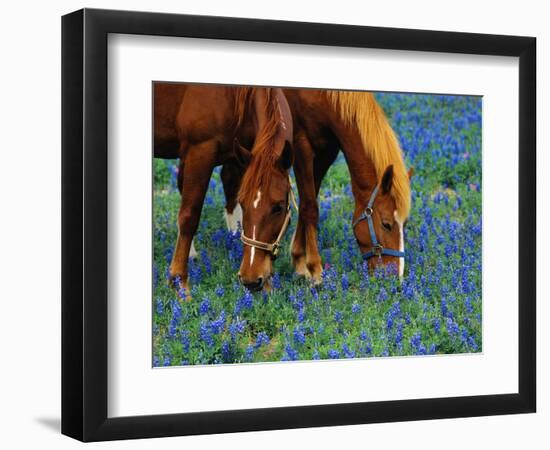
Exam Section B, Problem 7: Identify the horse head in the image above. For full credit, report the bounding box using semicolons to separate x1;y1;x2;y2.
235;138;294;291
352;165;413;278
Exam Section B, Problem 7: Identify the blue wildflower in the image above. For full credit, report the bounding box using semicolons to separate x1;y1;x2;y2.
293;327;306;346
255;331;270;348
199;297;210;315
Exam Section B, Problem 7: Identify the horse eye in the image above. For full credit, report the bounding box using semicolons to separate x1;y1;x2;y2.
382;222;392;231
272;203;284;214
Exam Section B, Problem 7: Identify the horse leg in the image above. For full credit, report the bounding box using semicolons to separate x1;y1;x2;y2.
175;158;198;258
169;141;217;298
220;162;243;231
290;137;308;277
292;136;323;283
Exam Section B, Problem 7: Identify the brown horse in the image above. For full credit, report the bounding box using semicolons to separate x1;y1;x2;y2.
153;84;293;295
283;89;412;281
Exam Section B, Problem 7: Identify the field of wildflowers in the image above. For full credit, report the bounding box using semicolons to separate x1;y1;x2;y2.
152;93;482;366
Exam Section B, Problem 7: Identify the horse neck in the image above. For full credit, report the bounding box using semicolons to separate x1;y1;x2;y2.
251;89;269;131
332;118;378;205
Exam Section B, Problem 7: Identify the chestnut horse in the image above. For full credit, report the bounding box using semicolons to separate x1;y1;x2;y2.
282;89;412;282
153;84;293;295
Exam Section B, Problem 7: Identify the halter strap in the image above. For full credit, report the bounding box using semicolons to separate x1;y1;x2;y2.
352;184;406;261
240;175;297;258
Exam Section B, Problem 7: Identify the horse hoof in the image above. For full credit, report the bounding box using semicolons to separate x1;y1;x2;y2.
292;255;308;277
167;274;192;300
310;273;323;286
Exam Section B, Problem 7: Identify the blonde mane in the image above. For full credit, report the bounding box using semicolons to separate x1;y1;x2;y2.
235;88;286;205
326;91;411;221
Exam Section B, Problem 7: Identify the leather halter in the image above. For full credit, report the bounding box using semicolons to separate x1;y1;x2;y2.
352;184;406;261
240;176;298;258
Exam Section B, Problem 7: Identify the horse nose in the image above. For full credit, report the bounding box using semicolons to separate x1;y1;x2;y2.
242;277;264;292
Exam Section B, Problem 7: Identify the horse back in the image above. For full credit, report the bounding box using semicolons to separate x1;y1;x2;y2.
153;83;187;158
153;83;235;159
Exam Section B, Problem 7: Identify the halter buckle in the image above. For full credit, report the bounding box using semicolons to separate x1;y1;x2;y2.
373;244;383;257
365;206;373;216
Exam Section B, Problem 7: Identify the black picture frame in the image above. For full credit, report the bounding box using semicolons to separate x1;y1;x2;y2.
62;8;536;442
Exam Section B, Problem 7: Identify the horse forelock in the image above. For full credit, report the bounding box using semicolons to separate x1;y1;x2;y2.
237;88;288;205
326;90;411;221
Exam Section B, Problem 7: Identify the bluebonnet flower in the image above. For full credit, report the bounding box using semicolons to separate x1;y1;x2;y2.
464;296;473;314
283;344;299;361
229;319;246;340
210;310;226;335
433;318;441;334
293;327;306;346
255;331;270;348
272;272;281;289
199;322;214;347
359;261;370;290
245;345;255;362
310;287;319;301
200;249;212;275
402;281;415;301
180;330;190;353
446;318;459;337
395;322;404;347
441;297;449;317
342;343;355;358
156;298;164;315
188;259;202;284
328;349;340;359
410;332;424;354
351;303;361;314
341;273;349;291
468;336;479;351
199;297;210;315
215;285;225;298
377;287;388;303
221;340;232;362
235;289;254;314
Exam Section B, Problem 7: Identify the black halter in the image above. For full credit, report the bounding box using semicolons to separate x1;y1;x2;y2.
352;184;405;260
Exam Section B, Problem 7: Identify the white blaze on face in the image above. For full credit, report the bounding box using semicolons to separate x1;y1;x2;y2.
224;203;242;231
394;210;405;279
249;225;256;267
253;190;262;209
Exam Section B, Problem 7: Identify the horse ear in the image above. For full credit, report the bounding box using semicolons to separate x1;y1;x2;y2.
278;141;294;171
233;138;251;167
408;167;414;180
381;165;394;194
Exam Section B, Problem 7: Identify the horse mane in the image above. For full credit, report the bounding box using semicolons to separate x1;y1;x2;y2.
235;88;285;205
326;91;411;221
